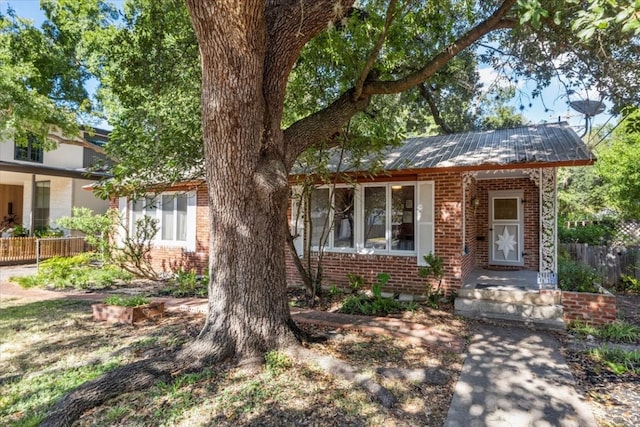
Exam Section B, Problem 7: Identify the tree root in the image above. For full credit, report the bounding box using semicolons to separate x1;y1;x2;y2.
39;341;220;427
284;346;397;408
39;327;394;426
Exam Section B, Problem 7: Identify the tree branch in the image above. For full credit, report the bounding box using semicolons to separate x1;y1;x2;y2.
283;89;370;169
282;0;517;166
417;83;454;134
263;0;356;123
362;0;517;96
353;0;399;99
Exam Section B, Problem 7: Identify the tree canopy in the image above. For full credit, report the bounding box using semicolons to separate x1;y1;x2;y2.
5;1;640;424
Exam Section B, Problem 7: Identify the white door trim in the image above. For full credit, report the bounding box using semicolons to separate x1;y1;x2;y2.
489;190;524;266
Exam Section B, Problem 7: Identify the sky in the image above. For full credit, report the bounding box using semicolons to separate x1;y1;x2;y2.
2;0;616;136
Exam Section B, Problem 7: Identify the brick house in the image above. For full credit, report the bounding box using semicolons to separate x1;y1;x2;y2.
117;122;593;297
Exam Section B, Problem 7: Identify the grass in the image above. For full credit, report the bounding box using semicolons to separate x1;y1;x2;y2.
0;295;465;426
587;346;640;375
569;320;640;344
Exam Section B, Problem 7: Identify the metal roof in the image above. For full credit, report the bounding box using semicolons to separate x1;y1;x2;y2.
303;122;595;175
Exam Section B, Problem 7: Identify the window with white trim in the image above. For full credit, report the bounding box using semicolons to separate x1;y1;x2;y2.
302;182;423;257
362;184;415;252
160;193;188;242
126;191;196;251
309;186;355;250
130;196;156;236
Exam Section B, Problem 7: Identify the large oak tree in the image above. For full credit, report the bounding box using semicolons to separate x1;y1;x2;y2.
29;0;639;424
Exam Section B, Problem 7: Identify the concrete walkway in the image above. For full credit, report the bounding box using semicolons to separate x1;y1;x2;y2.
444;322;596;427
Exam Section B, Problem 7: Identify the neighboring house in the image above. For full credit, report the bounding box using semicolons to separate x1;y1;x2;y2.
0;127;112;235
118;122;594;298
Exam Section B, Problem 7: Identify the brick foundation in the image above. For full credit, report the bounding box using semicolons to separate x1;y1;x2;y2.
562;288;617;325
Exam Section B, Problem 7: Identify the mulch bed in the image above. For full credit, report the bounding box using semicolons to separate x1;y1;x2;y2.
565;292;640;427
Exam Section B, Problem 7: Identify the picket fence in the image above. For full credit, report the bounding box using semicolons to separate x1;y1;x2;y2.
561;243;640;286
0;237;87;265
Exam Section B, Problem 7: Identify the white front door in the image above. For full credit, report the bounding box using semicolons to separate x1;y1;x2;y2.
489;191;524;266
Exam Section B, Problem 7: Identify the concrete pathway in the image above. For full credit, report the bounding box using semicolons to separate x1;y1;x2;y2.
444;322;596;427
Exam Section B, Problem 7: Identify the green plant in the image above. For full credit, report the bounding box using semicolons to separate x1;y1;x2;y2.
13;254;133;290
347;273;365;293
558;220;617;245
161;268;208;298
619;273;640;293
588;346;640;375
403;301;420;312
328;284;343;296
34;226;64;237
419;253;445;308
371;272;390;299
57;207;118;261
340;273;403;316
570;320;640;344
103;295;150;307
558;252;601;293
11;224;29;237
264;350;292;375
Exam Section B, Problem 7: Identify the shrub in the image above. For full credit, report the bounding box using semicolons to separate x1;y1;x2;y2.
558;220;617;245
34;226;64;238
160;268;208;298
347;273;365;293
340;272;412;316
418;253;446;308
558;254;601;293
570;320;640;344
12;254;132;290
588;346;640;375
103;295;150;307
618;273;640;294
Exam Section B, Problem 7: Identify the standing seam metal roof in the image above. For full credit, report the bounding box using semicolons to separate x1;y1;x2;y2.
312;122;595;174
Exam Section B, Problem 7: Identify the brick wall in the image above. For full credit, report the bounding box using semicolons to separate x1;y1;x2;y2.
562;289;617;325
119;170;544;293
286;171;467;295
114;184;210;276
475;177;539;271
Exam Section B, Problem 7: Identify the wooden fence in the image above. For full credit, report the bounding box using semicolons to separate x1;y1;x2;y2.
0;237;87;265
561;243;640;286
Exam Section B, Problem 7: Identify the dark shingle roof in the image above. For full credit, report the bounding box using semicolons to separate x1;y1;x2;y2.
300;122;595;175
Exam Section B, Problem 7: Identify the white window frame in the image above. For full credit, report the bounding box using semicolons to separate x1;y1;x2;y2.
359;182;417;256
125;190;197;252
308;184;358;253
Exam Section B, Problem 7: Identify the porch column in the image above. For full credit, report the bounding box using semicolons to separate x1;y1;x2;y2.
539;168;557;273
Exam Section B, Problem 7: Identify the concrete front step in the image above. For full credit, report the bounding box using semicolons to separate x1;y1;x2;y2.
454;298;566;330
457;287;561;305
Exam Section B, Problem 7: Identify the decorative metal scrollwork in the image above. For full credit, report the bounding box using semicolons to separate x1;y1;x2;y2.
539;168;557;273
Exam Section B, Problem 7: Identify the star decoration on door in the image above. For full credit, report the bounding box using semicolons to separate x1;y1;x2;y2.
495;226;517;259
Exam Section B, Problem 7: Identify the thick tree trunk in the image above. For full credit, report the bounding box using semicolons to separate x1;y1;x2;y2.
187;1;300;361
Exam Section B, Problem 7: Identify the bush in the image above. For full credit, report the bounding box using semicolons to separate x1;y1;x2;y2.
160;268;208;298
103;295;150;307
618;273;640;294
558;220;617;245
557;254;601;293
13;254;132;290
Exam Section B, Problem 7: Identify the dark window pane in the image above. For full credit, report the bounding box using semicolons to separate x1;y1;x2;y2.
391;185;415;251
364;187;386;249
333;188;354;248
